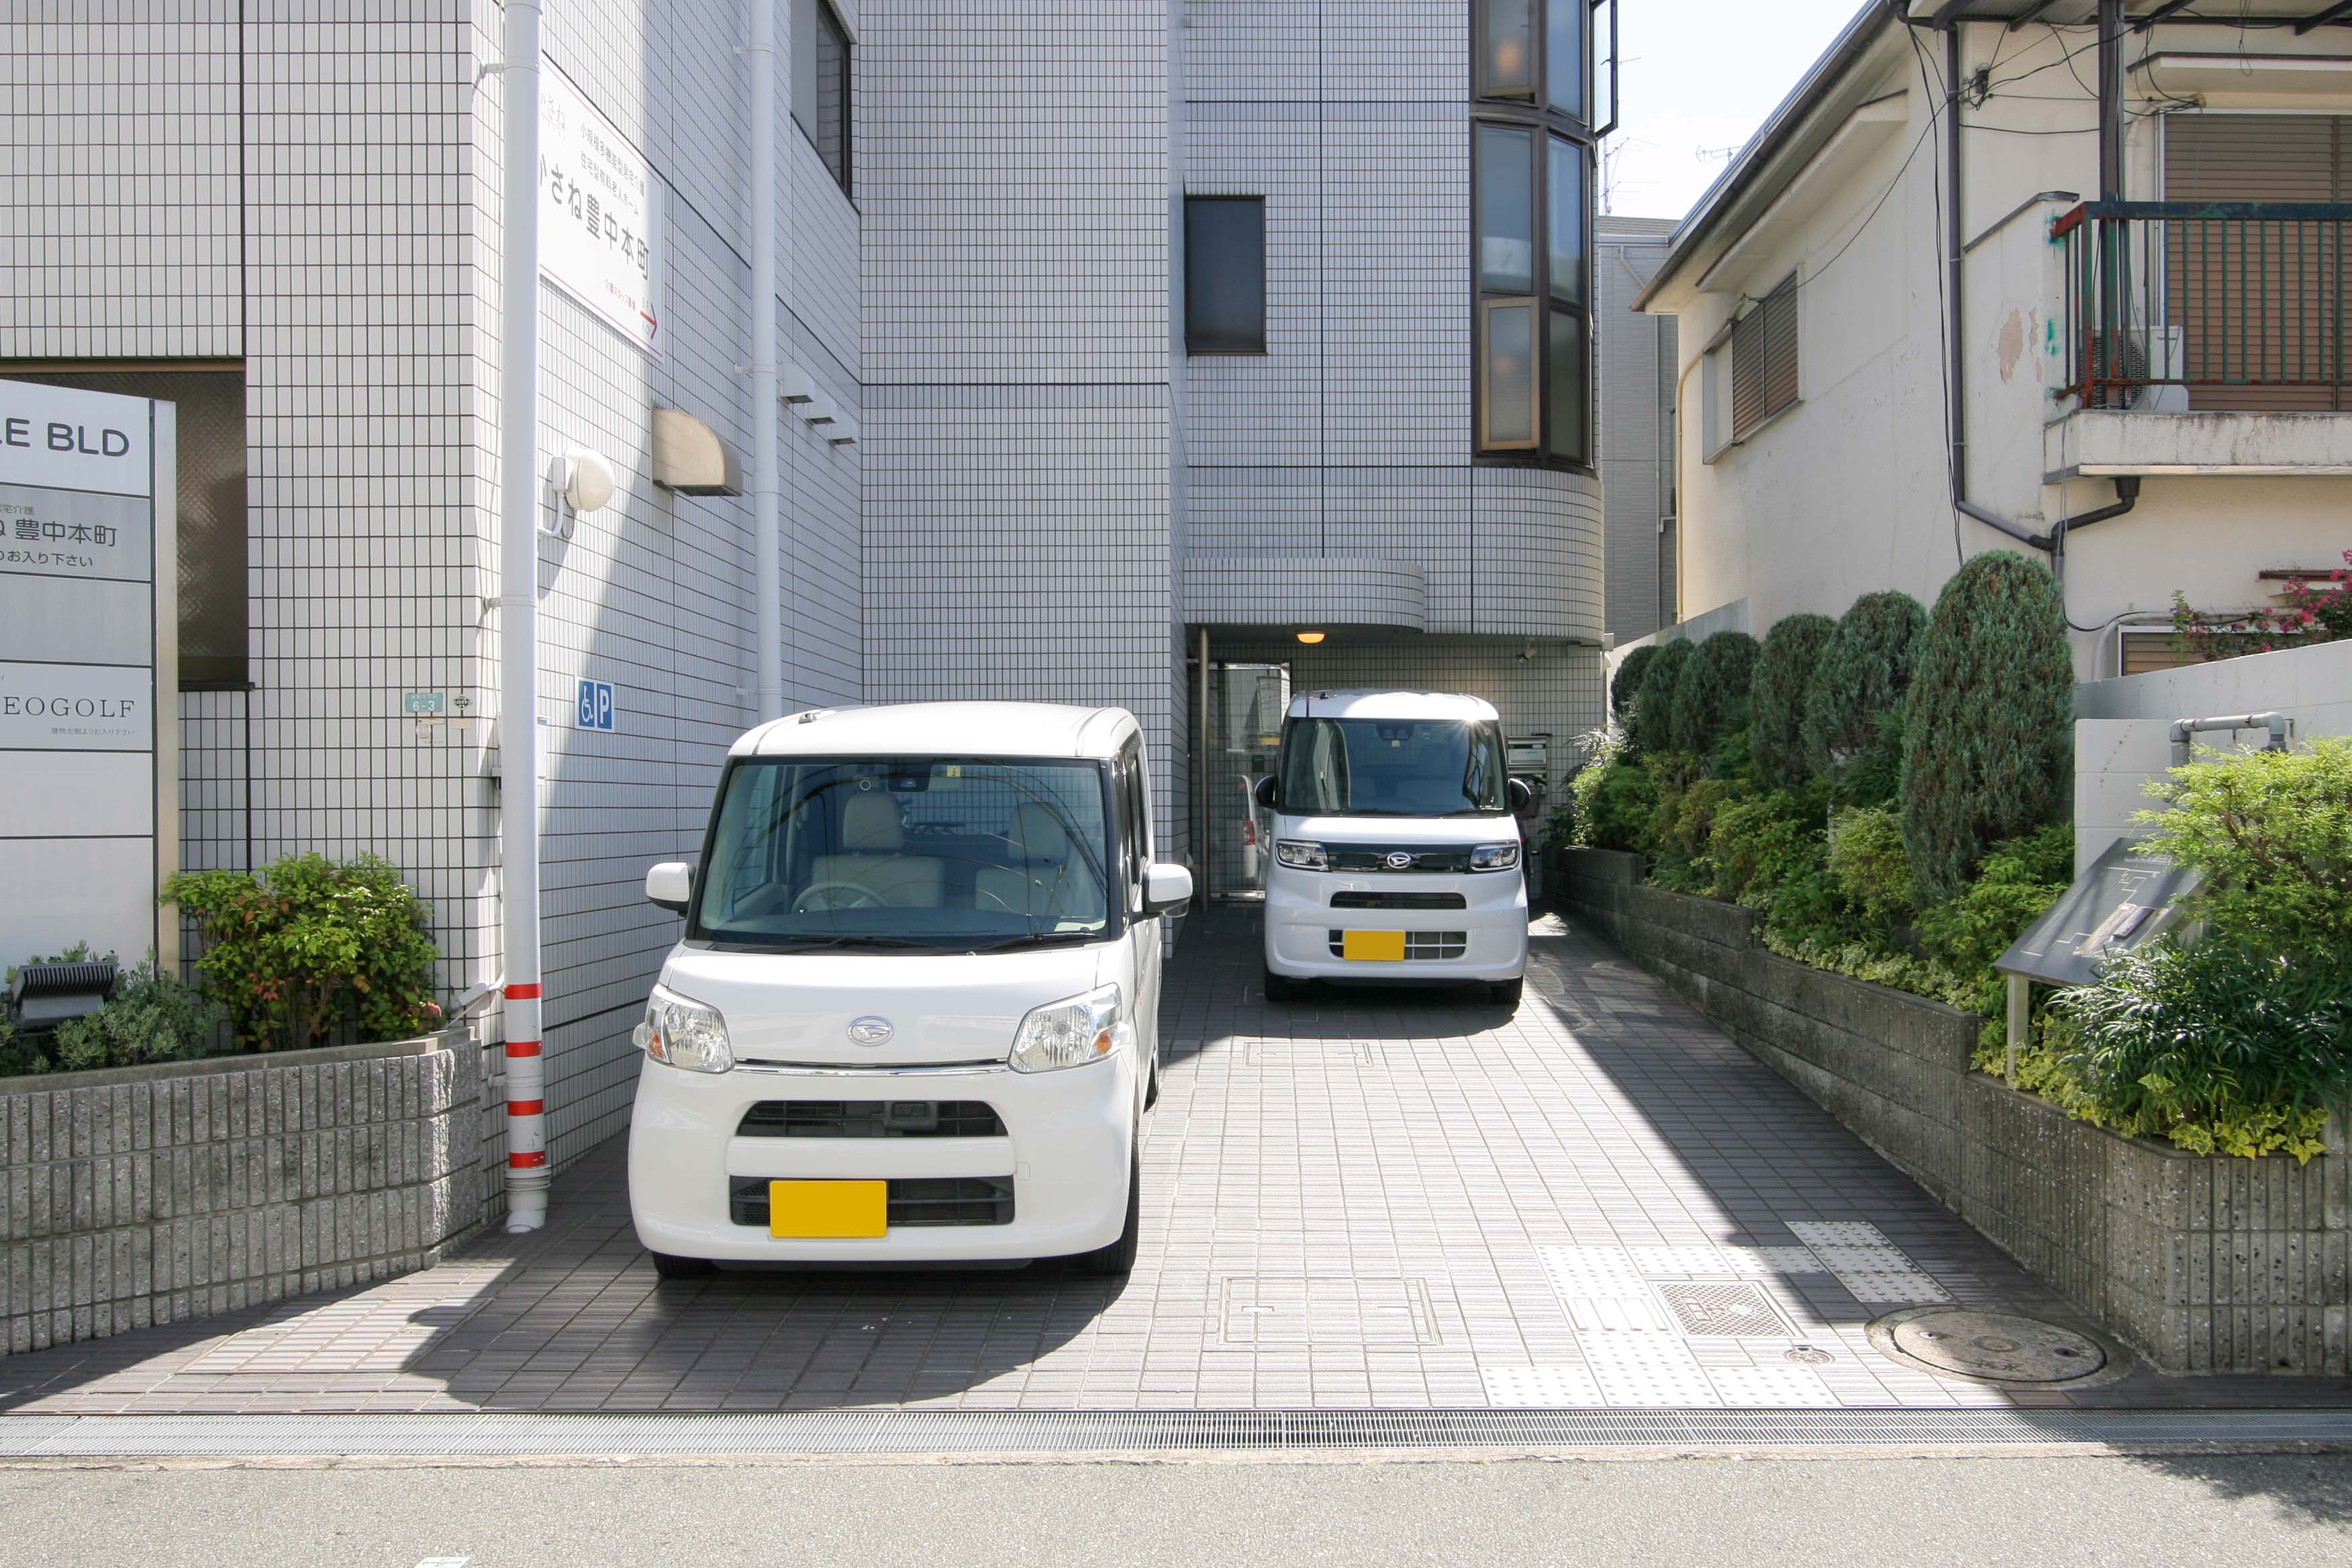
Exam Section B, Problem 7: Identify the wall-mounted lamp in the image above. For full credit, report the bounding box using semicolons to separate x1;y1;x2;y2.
1295;630;1326;645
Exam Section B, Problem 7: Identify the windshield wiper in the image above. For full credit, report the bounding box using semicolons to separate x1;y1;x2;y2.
763;934;942;952
959;930;1103;954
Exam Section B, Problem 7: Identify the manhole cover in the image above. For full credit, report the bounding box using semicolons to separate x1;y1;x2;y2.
1887;1310;2106;1382
1783;1345;1834;1365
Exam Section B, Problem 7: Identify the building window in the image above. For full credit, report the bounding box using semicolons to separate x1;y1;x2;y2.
1730;273;1798;440
1472;1;1596;466
2;362;247;686
1185;196;1267;354
793;0;851;193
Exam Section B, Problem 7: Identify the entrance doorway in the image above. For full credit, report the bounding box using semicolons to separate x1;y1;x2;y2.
1204;660;1289;899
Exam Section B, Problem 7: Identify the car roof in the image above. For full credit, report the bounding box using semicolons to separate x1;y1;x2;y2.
1285;689;1501;723
733;701;1138;761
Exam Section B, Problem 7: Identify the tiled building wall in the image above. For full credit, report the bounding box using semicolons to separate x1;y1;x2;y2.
8;1;864;1189
860;1;1185;852
1180;1;1606;803
509;0;867;1170
1598;219;1676;644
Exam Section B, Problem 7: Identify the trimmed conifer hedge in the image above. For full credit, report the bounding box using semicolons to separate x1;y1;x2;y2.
1802;589;1927;783
1750;612;1836;789
1667;630;1760;756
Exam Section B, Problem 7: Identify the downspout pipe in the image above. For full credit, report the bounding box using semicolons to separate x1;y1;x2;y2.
748;0;784;724
1931;18;2136;563
498;0;550;1233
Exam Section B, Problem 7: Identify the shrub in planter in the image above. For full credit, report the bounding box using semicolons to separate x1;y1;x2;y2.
1630;639;1698;754
1900;553;2073;901
1706;789;1824;908
1668;631;1760;757
1824;806;1913;931
1610;644;1659;728
1571;732;1659;851
1802;589;1926;787
1750;613;1836;790
2134;735;2352;959
2053;940;2347;1160
164;853;444;1052
0;948;224;1077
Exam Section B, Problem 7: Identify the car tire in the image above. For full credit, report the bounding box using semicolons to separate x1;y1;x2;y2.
1263;965;1298;1003
1073;1149;1142;1277
1487;976;1524;1009
1144;1039;1162;1110
650;1251;716;1279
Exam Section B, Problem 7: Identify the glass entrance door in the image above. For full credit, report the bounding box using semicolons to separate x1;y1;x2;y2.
1206;662;1289;899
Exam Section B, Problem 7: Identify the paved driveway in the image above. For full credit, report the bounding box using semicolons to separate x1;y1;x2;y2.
0;908;2337;1414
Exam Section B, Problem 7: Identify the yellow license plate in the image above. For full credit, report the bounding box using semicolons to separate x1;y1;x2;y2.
769;1179;887;1238
1342;930;1407;962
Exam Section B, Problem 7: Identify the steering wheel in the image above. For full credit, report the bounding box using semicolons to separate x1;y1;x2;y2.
791;881;886;913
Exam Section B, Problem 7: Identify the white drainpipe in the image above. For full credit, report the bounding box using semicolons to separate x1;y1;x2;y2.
499;0;550;1233
748;0;783;720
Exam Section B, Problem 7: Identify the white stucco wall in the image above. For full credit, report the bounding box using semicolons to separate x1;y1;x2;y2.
1647;17;2352;676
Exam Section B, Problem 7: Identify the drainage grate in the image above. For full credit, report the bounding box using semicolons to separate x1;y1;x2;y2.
5;1409;2351;1458
1650;1281;1796;1338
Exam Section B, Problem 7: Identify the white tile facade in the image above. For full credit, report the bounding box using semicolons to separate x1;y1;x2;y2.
5;0;1606;1195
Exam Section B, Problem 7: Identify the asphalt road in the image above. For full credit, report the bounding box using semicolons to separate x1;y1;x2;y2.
3;1453;2349;1567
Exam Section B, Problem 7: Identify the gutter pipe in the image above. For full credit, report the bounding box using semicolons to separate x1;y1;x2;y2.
497;0;550;1233
748;0;784;724
1932;17;2137;574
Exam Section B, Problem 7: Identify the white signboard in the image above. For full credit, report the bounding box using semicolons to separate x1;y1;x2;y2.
0;378;172;972
540;68;663;356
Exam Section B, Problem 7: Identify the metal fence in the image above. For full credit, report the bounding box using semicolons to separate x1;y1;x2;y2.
2053;200;2352;411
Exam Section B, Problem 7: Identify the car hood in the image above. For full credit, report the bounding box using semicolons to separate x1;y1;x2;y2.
658;943;1111;1067
1275;813;1522;844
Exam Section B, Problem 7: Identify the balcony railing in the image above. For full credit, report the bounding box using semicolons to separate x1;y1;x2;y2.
2053;201;2352;413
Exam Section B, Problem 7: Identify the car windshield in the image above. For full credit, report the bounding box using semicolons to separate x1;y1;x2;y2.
1277;717;1508;817
691;758;1114;950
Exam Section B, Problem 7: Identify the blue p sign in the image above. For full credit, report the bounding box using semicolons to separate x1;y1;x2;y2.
576;678;615;731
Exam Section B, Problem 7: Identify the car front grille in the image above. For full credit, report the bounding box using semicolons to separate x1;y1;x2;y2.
1329;891;1468;910
1323;844;1476;874
728;1176;1017;1228
735;1099;1006;1138
1326;930;1470;961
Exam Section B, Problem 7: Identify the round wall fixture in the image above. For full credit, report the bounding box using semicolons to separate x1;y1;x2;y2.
1295;630;1326;645
557;448;618;513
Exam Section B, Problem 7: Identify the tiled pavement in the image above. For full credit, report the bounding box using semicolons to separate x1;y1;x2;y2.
3;908;2345;1415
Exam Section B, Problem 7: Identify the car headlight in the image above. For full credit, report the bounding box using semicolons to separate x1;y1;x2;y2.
1274;839;1328;871
632;983;735;1073
1471;842;1522;871
1009;983;1124;1074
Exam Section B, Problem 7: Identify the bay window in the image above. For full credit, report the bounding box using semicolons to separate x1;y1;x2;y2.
1472;0;1598;466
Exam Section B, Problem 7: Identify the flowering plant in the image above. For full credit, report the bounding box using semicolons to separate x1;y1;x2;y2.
2171;549;2352;661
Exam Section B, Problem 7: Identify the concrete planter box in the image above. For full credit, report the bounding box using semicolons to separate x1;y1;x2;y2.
1563;848;2349;1375
3;1027;487;1355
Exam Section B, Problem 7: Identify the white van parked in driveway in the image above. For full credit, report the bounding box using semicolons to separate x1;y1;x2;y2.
629;702;1191;1278
1256;691;1530;1006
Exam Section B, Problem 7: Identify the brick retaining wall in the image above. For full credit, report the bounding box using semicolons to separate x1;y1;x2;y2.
3;1029;487;1355
1564;848;2349;1375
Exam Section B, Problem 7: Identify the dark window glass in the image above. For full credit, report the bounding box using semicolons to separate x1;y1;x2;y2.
794;0;852;193
1477;0;1537;99
1475;125;1535;294
1277;719;1510;817
1547;135;1586;307
694;758;1116;948
1184;196;1267;354
1545;309;1588;464
5;364;247;685
1546;0;1587;120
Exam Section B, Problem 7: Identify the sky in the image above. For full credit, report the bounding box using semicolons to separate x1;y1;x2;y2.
1603;0;1872;222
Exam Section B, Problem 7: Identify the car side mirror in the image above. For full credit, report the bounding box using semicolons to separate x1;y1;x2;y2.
645;861;695;914
1508;777;1535;814
1144;862;1194;918
1253;775;1279;811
